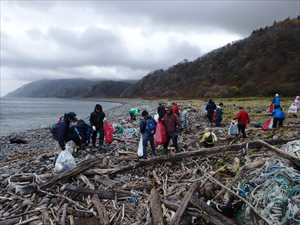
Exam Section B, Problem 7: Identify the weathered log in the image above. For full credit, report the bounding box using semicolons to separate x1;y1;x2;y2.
0;208;44;221
40;157;103;189
149;188;164;225
15;216;40;225
60;203;68;225
163;199;237;225
169;182;199;225
258;139;300;167
92;195;109;225
63;184;131;200
0;218;19;225
79;174;109;225
203;171;271;225
107;139;293;176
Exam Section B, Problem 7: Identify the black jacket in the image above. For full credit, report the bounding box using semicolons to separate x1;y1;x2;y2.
90;111;105;130
157;105;166;119
206;101;217;113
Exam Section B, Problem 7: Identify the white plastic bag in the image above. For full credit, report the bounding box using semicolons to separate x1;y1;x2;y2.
281;140;300;159
180;110;188;129
228;121;239;136
288;104;298;114
54;142;76;173
137;136;143;157
154;113;159;122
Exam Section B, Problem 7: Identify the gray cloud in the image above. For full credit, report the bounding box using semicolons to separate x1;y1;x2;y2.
1;0;298;96
84;1;299;35
3;26;203;71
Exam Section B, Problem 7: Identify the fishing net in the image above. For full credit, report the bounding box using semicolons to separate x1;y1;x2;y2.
237;159;300;225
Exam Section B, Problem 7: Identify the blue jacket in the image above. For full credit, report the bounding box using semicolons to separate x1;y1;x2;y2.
272;96;281;106
272;108;285;120
140;116;156;136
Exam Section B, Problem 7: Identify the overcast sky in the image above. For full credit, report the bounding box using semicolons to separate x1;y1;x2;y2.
1;1;299;96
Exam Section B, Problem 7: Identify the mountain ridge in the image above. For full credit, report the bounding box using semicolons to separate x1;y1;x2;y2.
6;79;135;98
122;17;300;98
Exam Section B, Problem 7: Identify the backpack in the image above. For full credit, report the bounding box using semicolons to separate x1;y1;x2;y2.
145;118;156;135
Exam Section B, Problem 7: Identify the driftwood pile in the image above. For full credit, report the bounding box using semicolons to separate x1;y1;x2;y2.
0;104;300;225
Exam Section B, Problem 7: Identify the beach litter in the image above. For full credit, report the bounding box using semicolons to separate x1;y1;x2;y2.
0;101;300;225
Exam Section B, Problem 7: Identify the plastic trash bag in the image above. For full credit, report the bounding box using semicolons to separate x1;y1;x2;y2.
200;105;207;117
154;113;159;122
54;142;76;173
262;118;273;130
288;103;298;114
228;121;238;136
268;103;275;113
180;110;188;129
137;136;143;157
281;140;300;159
104;121;114;144
154;121;167;145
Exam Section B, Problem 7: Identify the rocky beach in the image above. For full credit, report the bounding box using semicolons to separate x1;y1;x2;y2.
0;98;300;225
0;99;158;160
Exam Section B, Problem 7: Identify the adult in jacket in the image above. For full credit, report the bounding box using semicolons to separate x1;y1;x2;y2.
157;103;166;120
215;103;223;127
172;102;180;116
140;110;157;159
234;107;250;138
90;104;106;148
162;106;180;153
272;106;285;128
53;112;81;150
206;99;217;126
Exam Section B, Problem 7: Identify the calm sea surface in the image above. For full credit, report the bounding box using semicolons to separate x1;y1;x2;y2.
0;97;121;136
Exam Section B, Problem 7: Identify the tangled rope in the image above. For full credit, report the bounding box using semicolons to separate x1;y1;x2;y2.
237;159;300;225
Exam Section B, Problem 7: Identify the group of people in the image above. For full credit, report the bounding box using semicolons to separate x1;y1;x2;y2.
205;99;250;137
204;93;288;141
51;93;296;160
51;104;107;151
139;102;181;159
205;99;224;127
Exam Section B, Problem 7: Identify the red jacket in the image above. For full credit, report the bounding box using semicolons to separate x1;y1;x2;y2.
172;104;180;115
162;113;179;134
235;110;250;126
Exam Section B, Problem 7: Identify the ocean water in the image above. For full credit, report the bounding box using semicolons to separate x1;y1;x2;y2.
0;97;121;136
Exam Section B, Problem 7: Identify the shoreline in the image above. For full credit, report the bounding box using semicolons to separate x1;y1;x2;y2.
0;98;128;138
0;99;159;160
